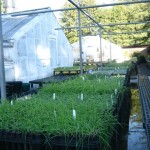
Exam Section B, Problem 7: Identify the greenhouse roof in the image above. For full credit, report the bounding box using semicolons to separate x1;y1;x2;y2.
2;14;37;40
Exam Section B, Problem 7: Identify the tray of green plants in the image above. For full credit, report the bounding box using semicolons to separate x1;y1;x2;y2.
0;74;127;149
54;65;97;72
39;74;124;95
54;66;80;71
0;94;118;149
94;67;128;76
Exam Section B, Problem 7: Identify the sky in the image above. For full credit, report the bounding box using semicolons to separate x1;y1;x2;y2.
14;0;113;18
15;0;113;11
15;0;67;11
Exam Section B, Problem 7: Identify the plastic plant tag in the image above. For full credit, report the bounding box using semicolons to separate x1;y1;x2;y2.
115;89;117;95
118;81;120;86
53;93;56;100
25;96;28;100
111;94;113;104
81;93;83;100
98;79;101;83
73;109;76;120
54;110;56;117
10;100;13;106
81;76;85;81
105;75;106;79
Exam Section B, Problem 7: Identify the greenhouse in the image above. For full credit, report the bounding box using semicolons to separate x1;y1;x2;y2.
0;0;150;150
2;8;73;83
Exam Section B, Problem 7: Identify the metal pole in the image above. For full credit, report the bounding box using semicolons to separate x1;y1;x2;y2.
11;0;150;16
99;29;103;68
78;8;83;75
0;2;6;100
109;35;112;61
68;0;109;34
55;20;150;30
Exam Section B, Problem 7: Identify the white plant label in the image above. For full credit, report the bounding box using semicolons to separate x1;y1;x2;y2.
111;94;113;104
53;93;56;100
81;93;83;100
73;109;76;120
54;110;56;117
81;76;85;81
115;89;117;95
10;100;13;106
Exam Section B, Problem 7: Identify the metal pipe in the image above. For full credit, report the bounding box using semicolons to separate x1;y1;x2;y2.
78;9;83;75
11;0;150;17
99;29;103;68
55;20;150;30
109;30;150;35
81;0;150;9
0;4;6;100
109;35;112;61
68;0;109;34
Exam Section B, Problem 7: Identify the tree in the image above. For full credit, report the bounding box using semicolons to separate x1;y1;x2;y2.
1;0;6;13
60;0;98;44
60;1;150;46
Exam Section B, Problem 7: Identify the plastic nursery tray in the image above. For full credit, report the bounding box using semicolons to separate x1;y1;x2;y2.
45;135;102;150
0;130;44;150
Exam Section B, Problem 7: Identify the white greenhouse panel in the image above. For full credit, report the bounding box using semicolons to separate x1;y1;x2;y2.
3;10;73;82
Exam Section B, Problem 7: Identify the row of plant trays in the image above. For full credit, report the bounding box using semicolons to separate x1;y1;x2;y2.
0;74;131;150
0;90;130;150
0;131;102;150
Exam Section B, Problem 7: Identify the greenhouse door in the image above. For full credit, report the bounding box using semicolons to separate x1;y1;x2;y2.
49;38;58;68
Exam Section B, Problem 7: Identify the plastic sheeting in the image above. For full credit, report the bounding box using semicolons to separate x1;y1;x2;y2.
72;36;124;63
3;12;73;82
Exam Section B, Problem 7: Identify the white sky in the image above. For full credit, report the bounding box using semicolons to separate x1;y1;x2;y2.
15;0;67;11
14;0;113;18
15;0;113;11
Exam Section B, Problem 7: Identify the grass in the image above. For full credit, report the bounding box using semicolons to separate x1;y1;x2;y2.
0;73;127;149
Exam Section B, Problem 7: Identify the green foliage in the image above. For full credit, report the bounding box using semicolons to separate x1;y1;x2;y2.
0;74;127;148
60;0;98;44
137;55;147;64
104;60;130;68
1;0;6;13
60;1;149;46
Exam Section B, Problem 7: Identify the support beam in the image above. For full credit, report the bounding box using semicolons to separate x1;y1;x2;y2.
0;4;6;100
99;29;103;68
78;9;83;75
108;30;150;35
55;21;150;30
11;0;150;17
68;0;109;34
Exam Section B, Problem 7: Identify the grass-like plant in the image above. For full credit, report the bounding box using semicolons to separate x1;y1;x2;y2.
0;73;127;149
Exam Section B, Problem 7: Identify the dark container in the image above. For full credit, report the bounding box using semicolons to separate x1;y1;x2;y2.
22;83;30;92
6;81;23;95
6;84;14;97
0;130;44;150
45;135;101;150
